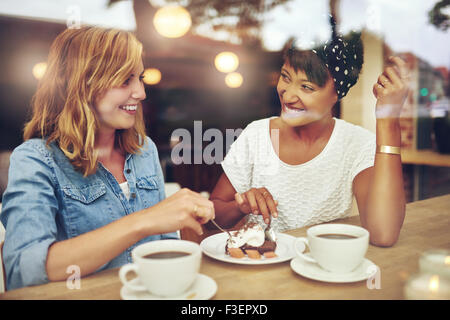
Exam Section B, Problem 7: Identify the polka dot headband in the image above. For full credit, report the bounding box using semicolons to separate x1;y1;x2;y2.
317;37;361;99
289;18;363;100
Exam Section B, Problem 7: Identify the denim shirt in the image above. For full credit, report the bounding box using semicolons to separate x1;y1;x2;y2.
0;137;178;290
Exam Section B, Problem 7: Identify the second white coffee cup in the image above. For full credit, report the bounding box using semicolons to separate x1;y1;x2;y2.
294;224;369;273
119;240;201;297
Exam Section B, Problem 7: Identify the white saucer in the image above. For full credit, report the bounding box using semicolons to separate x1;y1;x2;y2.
200;232;302;265
290;253;378;283
120;274;217;300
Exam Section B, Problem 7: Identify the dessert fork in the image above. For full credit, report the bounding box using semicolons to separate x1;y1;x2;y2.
210;219;235;245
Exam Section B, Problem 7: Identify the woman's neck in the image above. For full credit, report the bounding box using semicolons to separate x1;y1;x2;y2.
95;129;119;161
285;115;335;145
95;129;126;183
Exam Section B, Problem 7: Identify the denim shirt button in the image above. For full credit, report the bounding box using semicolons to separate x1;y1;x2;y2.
131;192;136;199
126;169;131;174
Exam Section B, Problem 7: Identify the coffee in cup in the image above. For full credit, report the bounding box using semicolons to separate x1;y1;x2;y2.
294;224;369;273
119;240;201;297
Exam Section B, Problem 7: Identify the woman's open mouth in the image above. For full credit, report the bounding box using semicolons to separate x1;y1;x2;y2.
282;103;307;118
119;104;137;115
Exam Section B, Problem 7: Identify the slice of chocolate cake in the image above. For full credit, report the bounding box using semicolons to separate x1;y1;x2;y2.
225;221;277;258
241;240;277;254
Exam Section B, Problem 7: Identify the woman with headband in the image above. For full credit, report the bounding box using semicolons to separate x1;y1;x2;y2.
210;27;409;247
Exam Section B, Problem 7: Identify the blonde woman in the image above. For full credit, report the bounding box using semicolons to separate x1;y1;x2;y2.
0;26;214;290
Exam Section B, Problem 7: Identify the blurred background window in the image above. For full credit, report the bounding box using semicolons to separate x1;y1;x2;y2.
0;0;449;203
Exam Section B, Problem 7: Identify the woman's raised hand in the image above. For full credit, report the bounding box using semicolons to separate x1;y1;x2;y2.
144;188;215;236
373;56;410;119
234;187;278;225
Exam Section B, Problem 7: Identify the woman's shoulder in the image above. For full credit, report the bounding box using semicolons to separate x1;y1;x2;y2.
335;118;375;143
132;136;163;177
238;117;273;138
6;139;61;185
11;138;53;160
246;117;273;129
136;135;158;158
332;119;376;162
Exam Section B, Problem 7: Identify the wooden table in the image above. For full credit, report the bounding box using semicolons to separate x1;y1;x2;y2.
1;195;449;300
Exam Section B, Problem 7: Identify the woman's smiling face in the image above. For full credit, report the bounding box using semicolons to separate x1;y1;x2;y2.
277;63;338;127
94;61;146;133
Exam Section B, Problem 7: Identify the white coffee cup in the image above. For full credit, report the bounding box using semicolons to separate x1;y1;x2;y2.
294;224;369;273
119;240;201;297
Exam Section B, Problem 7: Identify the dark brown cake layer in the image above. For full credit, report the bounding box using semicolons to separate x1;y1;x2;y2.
242;240;277;254
225;221;277;256
226;240;277;255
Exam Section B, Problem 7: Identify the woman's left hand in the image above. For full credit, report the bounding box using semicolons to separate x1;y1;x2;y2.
373;56;410;119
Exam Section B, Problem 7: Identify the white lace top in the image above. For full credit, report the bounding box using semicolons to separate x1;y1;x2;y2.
221;117;376;232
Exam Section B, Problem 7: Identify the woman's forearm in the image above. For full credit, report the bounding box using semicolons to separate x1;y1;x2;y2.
46;188;212;281
365;119;405;245
46;209;147;281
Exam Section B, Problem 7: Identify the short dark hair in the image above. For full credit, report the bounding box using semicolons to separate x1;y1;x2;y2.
282;42;330;87
281;32;364;94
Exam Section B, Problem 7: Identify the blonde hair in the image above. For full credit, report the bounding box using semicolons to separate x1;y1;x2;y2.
24;26;146;176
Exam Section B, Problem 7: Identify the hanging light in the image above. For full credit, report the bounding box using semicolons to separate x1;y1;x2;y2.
225;72;243;88
143;68;162;85
32;62;47;80
214;52;239;73
153;6;192;38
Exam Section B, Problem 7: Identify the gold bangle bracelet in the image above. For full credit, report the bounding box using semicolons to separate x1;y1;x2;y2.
376;145;401;155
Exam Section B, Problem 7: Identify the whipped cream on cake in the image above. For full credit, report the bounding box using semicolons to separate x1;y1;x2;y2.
225;221;277;259
227;222;265;249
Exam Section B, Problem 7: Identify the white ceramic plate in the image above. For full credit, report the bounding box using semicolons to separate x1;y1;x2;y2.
290;253;378;283
120;274;217;300
200;232;302;265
